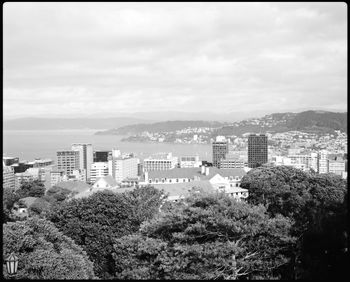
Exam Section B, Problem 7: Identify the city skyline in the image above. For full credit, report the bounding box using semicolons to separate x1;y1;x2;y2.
3;2;347;119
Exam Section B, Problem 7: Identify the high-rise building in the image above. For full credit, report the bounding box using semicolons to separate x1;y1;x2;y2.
212;136;229;168
93;150;111;162
248;134;268;168
3;163;16;190
90;162;109;183
71;143;93;181
57;150;80;175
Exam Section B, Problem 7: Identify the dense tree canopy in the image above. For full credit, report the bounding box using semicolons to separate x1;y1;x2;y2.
113;194;296;280
3;217;95;279
121;185;164;226
240;166;348;279
47;187;163;279
45;185;73;202
3;187;21;223
16;180;46;198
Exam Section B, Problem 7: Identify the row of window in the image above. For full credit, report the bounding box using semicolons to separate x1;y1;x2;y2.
149;178;191;183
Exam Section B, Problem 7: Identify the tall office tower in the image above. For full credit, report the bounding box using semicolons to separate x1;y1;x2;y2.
248;134;268;168
71;143;93;181
93;150;111;162
57;150;80;175
212;136;229;168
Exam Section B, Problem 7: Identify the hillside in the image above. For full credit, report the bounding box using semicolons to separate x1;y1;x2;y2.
214;111;347;136
95;120;228;135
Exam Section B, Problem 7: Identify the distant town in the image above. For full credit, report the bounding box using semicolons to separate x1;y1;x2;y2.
3;127;347;202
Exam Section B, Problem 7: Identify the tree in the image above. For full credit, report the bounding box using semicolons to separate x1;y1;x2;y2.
28;198;51;216
3;217;95;279
112;194;296;280
47;190;141;278
240;166;348;279
120;185;164;226
3;187;21;223
44;185;75;204
16;180;46;198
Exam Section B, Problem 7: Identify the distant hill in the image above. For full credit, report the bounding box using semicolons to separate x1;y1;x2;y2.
3;117;151;130
95;110;347;136
214;110;347;136
95;120;227;135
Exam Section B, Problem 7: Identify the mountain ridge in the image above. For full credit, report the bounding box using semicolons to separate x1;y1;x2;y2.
96;110;347;136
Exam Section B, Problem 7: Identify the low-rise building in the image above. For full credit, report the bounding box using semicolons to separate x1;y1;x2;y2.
179;155;201;168
143;152;178;172
90;162;109;183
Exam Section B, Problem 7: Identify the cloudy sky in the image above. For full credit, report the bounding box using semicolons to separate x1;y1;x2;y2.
3;2;347;120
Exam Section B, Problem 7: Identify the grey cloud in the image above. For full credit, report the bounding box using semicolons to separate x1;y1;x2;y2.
3;2;347;119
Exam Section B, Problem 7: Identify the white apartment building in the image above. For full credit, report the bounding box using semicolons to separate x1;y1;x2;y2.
71;143;93;181
328;158;345;176
3;164;16;190
108;149;139;183
90;162;109;183
287;153;318;172
50;170;66;187
143;153;178;172
179;156;201;168
318;150;329;174
219;153;245;169
69;169;87;182
272;156;292;166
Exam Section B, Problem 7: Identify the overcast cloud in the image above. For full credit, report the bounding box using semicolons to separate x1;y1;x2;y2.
3;2;347;119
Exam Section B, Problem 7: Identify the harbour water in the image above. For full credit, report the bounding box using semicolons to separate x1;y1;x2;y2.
3;129;212;162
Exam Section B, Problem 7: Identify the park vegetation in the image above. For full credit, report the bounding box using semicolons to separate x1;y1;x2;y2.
2;167;348;280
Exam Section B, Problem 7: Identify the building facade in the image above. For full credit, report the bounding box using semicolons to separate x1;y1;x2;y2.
212;136;229;168
71;143;93;181
50;170;66;187
179;155;201;168
143;153;178;171
57;150;80;175
93;150;111;162
328;156;345;176
248;134;268;168
3;164;16;190
109;157;139;183
318;150;329;174
219;153;245;169
90;162;109;183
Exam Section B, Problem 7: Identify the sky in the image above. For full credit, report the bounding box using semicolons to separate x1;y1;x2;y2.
3;2;347;120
